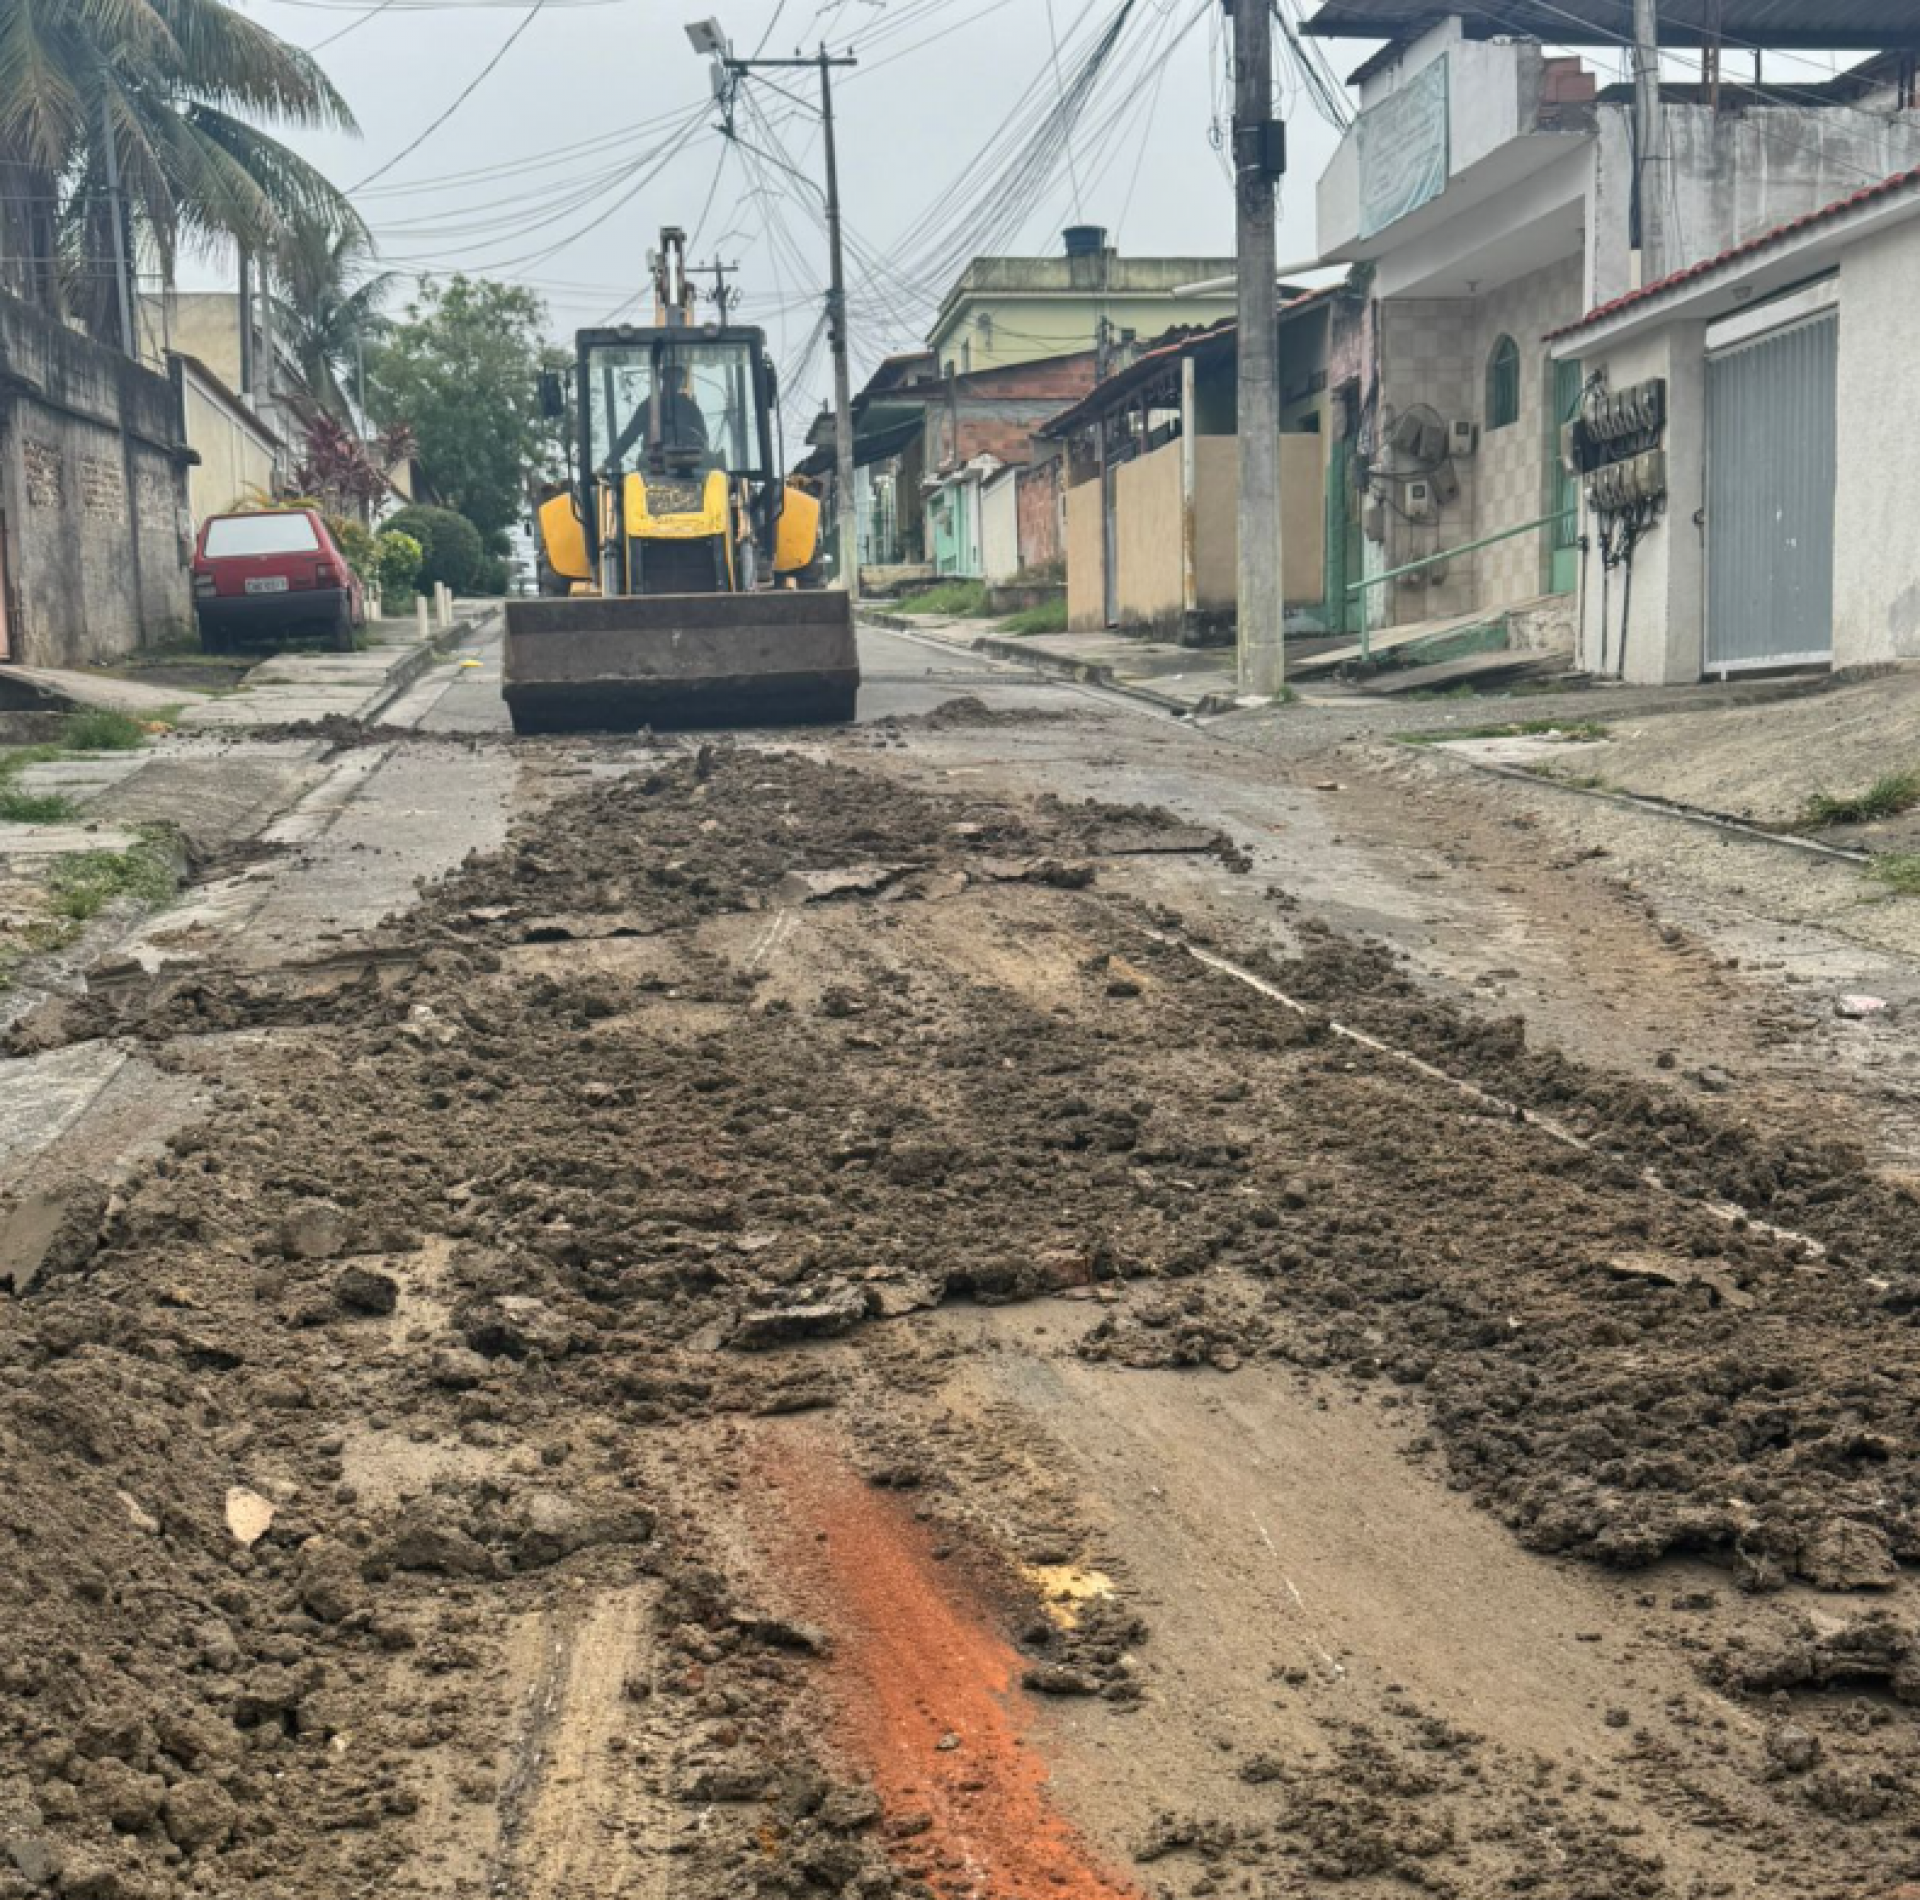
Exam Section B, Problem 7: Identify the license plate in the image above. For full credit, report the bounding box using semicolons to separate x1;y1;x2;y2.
244;576;289;595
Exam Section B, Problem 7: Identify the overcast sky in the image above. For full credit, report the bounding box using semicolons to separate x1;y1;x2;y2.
215;0;1393;422
219;1;1851;426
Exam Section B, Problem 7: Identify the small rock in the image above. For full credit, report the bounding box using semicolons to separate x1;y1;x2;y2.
1693;1067;1733;1094
333;1265;399;1317
428;1347;492;1390
279;1199;354;1261
1837;994;1888;1019
1021;1664;1101;1696
934;1732;961;1752
223;1488;275;1548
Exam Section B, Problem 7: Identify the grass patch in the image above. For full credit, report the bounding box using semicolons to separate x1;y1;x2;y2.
1867;854;1920;897
45;843;176;924
893;580;991;618
60;708;152;751
1401;684;1484;703
0;743;68;779
0;786;80;824
999;597;1069;637
1798;769;1920;830
1399;717;1611;747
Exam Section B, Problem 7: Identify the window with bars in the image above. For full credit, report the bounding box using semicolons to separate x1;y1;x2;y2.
1487;335;1521;431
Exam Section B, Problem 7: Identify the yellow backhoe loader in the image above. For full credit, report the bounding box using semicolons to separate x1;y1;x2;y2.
503;230;859;733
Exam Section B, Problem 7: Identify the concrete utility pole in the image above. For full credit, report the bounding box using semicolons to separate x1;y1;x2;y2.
714;38;861;599
1632;0;1663;283
1230;0;1286;698
817;51;859;601
100;91;137;359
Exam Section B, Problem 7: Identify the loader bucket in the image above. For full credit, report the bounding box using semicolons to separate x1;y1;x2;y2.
502;590;860;734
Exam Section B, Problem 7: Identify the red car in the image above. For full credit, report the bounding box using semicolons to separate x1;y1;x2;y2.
191;508;366;652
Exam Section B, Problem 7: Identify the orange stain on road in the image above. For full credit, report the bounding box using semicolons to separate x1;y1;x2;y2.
755;1432;1137;1900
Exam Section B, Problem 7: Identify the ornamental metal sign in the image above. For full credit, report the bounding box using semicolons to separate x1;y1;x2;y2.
1357;54;1451;239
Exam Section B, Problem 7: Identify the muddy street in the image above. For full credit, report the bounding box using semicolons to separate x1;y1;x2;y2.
4;624;1920;1900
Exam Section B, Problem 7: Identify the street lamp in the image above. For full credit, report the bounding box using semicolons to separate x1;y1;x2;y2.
683;17;728;55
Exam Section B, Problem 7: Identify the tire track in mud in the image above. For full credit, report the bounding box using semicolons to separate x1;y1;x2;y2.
750;1423;1136;1900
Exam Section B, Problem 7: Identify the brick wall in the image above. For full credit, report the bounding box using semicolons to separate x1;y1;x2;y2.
1015;459;1062;571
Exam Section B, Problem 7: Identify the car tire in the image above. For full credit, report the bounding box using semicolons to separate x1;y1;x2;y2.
198;613;228;655
330;596;356;653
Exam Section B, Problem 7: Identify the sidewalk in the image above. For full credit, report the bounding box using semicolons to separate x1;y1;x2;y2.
869;611;1247;714
177;608;478;730
0;602;494;1007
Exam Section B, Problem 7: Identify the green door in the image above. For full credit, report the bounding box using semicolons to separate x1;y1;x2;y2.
1547;355;1582;596
1324;436;1364;636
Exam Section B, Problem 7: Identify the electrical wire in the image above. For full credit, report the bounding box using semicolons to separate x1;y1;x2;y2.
349;0;552;192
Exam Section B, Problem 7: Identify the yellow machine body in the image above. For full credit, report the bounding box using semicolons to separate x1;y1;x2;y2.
507;235;855;735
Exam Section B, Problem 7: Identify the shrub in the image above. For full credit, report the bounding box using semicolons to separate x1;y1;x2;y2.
383;505;484;593
329;514;378;586
375;531;424;613
472;554;511;597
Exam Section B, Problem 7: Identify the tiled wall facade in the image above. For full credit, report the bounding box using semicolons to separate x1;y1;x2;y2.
1374;252;1587;627
1378;299;1477;620
1471;254;1586;608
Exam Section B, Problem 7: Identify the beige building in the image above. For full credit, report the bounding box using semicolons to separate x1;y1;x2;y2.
171;355;283;523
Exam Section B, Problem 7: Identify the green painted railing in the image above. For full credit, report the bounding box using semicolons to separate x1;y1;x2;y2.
1347;507;1577;661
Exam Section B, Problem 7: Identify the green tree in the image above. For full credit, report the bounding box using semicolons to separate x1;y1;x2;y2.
367;275;552;545
0;0;356;341
274;209;396;419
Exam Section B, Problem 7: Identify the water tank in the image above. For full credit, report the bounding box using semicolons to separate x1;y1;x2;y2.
1062;225;1108;258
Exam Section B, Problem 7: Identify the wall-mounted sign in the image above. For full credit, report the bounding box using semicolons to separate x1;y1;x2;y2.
1357;54;1451;240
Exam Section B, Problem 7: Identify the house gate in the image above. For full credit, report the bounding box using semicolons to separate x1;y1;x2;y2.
1705;309;1837;674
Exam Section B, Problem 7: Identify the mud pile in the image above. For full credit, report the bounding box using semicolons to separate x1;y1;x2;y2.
6;743;1920;1897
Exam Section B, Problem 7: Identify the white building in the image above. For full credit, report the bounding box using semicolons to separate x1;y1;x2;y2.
1550;162;1920;683
1305;1;1920;652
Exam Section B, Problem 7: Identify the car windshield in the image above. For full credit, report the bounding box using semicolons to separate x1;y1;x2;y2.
204;514;320;557
587;341;758;477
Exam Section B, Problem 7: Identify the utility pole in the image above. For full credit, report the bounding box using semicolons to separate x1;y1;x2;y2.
237;250;255;397
100;92;137;359
818;53;858;599
689;257;742;324
713;39;860;599
1231;0;1286;698
1632;0;1663;283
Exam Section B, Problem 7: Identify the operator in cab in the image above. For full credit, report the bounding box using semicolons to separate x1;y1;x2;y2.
610;369;709;468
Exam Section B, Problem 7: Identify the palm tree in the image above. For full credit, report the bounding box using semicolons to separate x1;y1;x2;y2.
0;0;357;343
273;210;397;420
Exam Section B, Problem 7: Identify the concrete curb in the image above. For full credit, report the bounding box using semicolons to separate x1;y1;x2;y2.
1412;742;1876;867
861;613;1202;718
359;604;498;726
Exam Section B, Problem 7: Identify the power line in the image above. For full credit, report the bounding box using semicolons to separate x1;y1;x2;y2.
349;0;552;192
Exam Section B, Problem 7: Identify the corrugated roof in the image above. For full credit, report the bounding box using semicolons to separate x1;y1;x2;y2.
1547;162;1920;339
1039;284;1345;440
1304;0;1920;47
